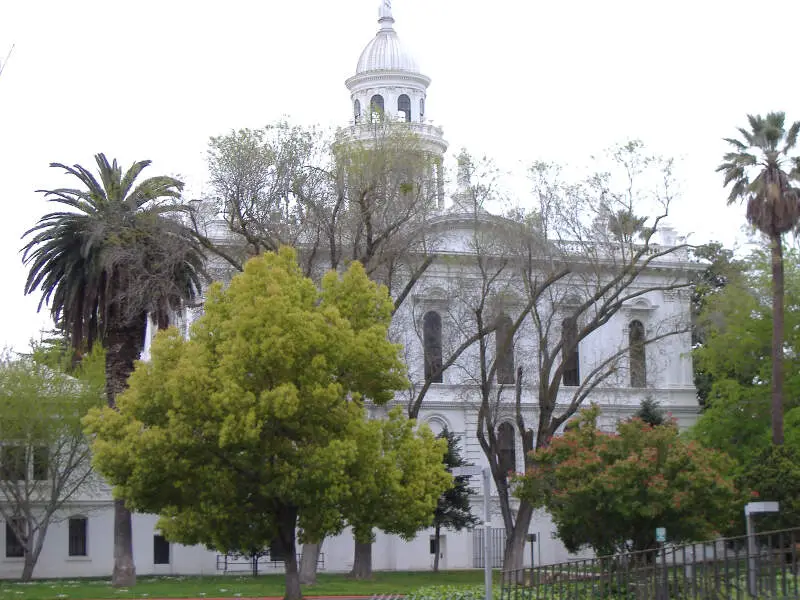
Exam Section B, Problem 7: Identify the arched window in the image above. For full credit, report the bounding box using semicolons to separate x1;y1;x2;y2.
423;311;443;383
398;94;411;122
420;97;425;121
353;99;361;124
497;422;516;476
496;314;515;384
562;317;580;386
370;94;384;122
629;320;646;388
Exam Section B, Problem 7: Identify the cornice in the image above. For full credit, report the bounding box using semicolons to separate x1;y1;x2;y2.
346;70;431;91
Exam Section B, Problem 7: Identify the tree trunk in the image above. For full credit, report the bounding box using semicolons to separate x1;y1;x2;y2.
283;547;301;600
278;506;301;600
770;234;785;445
350;540;373;579
113;499;136;587
503;500;534;579
433;523;441;573
106;316;146;587
299;540;323;585
20;552;36;582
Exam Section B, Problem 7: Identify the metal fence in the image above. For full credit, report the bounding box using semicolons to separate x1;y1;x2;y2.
501;527;800;599
474;527;507;568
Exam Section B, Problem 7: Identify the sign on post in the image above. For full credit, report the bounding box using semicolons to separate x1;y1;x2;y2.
655;527;666;543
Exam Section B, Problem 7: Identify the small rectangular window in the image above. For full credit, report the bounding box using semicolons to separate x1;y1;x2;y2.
153;534;170;565
68;517;87;557
5;520;24;558
33;447;49;481
1;446;26;481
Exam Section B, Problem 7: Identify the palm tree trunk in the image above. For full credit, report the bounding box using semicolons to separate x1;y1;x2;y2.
113;499;136;586
770;233;785;445
105;313;147;587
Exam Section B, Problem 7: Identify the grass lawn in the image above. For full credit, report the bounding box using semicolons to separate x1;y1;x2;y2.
0;570;498;600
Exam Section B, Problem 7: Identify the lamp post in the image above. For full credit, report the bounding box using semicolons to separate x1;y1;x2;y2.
454;465;492;600
744;501;779;596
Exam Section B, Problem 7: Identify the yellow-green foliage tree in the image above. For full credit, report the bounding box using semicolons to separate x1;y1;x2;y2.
517;406;741;558
344;408;451;579
85;248;447;600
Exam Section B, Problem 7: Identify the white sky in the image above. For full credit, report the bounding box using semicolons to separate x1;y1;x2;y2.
0;0;797;352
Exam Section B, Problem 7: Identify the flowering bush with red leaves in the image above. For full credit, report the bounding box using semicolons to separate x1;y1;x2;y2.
516;405;742;556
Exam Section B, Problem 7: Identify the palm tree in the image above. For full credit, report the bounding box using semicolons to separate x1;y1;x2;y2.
22;154;205;585
717;112;800;445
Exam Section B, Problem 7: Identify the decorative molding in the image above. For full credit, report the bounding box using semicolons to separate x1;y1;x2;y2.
622;297;658;316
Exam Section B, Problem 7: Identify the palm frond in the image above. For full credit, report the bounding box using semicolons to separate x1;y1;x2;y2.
784;121;800;154
118;160;152;201
723;137;748;152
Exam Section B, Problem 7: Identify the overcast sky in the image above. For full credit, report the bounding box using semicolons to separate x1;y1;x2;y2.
1;0;797;352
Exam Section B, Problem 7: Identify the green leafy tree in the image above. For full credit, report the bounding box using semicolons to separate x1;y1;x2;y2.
518;406;741;557
0;351;104;581
21;154;206;586
691;250;800;466
343;410;450;579
717;112;800;444
84;248;431;600
738;444;800;531
690;242;745;406
432;429;478;572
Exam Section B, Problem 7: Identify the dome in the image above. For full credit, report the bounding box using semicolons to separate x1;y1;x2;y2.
356;29;419;74
355;3;420;74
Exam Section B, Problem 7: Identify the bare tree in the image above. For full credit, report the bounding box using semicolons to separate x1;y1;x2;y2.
202;119;442;293
403;142;694;571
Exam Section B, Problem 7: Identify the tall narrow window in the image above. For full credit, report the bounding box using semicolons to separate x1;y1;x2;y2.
153;534;170;565
32;447;49;481
370;94;384;121
497;423;516;476
423;311;443;383
1;446;25;481
68;517;87;557
398;94;411;122
353;99;361;124
496;314;515;384
420;97;425;121
629;320;646;388
5;519;24;558
562;318;580;386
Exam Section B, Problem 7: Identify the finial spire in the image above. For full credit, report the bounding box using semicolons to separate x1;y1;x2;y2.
378;0;394;30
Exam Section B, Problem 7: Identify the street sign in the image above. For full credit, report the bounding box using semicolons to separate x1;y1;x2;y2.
655;527;666;543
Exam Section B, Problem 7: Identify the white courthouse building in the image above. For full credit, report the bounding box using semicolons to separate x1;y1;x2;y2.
1;1;699;579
